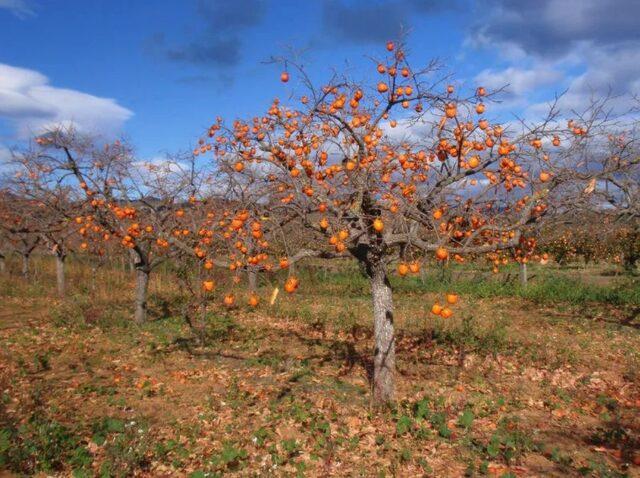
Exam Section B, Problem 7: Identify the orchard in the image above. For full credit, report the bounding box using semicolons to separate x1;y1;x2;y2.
1;35;639;476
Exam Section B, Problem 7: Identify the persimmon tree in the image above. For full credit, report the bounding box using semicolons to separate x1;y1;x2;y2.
160;156;339;340
0;193;43;278
584;129;639;273
31;130;202;322
539;217;614;267
192;42;637;404
0;231;6;274
545;101;640;273
4;150;87;296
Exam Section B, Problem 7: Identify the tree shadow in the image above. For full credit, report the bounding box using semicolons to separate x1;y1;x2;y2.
156;320;377;386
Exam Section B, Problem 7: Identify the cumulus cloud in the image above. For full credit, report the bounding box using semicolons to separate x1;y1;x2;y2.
467;0;640;115
379;117;437;144
0;144;12;163
0;0;35;18
470;0;640;58
474;65;562;97
0;63;133;139
133;157;184;175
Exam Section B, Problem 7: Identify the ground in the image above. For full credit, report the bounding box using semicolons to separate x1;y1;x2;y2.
0;259;639;477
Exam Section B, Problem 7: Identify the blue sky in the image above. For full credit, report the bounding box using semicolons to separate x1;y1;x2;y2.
1;0;638;160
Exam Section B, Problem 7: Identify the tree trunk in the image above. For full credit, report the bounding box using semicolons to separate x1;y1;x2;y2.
369;263;395;404
21;253;30;278
623;255;637;274
0;254;5;274
519;262;528;288
129;250;137;273
248;268;258;293
622;236;638;273
134;268;150;324
55;253;66;297
91;265;97;292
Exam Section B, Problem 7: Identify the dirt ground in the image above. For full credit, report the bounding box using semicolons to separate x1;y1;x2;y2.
0;265;639;477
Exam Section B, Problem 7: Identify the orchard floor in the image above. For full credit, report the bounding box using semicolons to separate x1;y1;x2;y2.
1;261;639;477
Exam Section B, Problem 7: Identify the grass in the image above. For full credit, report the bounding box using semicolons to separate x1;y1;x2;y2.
330;265;639;306
0;256;639;476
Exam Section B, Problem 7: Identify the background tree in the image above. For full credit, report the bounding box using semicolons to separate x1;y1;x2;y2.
4;150;86;296
0;193;42;278
32;130;194;322
557;104;640;273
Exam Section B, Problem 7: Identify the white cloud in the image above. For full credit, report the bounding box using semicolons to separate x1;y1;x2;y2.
474;65;562;97
0;63;133;139
0;144;12;163
465;0;640;118
524;45;640;119
379;114;440;144
0;0;34;18
133;157;184;174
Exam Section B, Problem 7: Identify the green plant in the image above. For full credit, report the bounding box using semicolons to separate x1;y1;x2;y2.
457;408;475;430
0;415;90;474
98;419;153;477
483;417;536;464
210;442;248;471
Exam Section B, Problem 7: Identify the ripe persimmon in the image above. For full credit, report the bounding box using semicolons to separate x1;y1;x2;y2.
445;103;456;118
223;294;235;306
435;247;449;261
202;280;215;292
284;276;299;293
397;263;409;276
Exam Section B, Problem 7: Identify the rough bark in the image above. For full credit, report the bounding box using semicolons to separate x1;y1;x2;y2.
248;268;258;293
21;253;30;278
519;262;528;288
134;268;150;324
128;250;137;273
55;253;66;297
369;263;396;404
